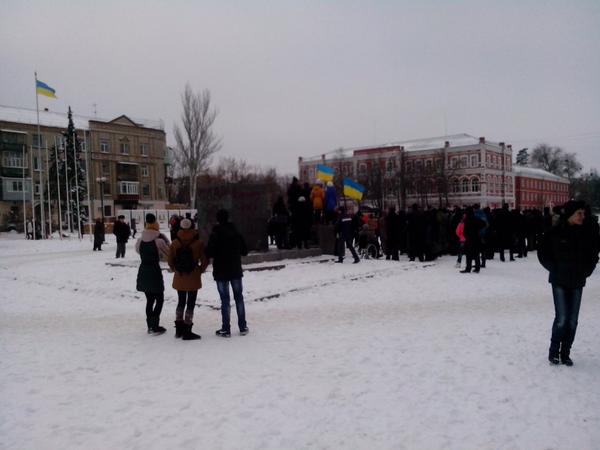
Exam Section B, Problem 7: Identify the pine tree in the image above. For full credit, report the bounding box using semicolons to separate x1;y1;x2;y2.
516;148;529;166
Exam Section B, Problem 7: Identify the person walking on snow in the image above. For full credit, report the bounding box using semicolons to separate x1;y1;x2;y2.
335;206;360;264
135;213;170;335
538;200;599;366
168;218;209;340
206;209;249;338
93;218;105;251
113;215;130;258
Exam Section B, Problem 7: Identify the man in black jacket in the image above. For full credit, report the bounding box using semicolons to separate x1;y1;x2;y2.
206;209;249;338
334;206;360;264
538;200;599;366
113;215;131;258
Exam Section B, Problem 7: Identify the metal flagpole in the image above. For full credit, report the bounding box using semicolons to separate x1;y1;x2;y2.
34;72;46;238
73;126;81;238
83;130;93;241
64;133;72;233
55;136;63;239
45;140;52;237
30;145;36;239
22;144;27;239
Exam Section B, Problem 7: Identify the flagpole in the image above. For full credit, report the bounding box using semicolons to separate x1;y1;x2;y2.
30;145;36;239
73;124;82;238
45;140;52;237
84;130;93;241
55;136;63;239
64;132;72;234
34;72;46;239
22;144;27;239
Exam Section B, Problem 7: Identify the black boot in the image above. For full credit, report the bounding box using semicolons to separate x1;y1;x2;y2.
182;323;201;341
215;328;231;338
146;318;153;334
560;350;573;366
174;320;185;339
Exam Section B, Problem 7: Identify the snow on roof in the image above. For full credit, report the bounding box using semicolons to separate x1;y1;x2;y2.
302;133;502;162
512;165;567;182
0;105;163;132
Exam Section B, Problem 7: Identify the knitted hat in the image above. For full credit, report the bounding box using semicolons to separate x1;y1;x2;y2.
145;213;156;224
180;218;192;229
327;181;334;187
562;200;585;219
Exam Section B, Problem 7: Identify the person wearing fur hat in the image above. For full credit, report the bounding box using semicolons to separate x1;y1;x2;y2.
168;218;209;340
135;214;170;335
538;200;600;366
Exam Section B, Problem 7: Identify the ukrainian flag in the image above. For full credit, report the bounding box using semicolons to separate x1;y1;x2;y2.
316;164;334;182
343;177;365;201
36;80;57;98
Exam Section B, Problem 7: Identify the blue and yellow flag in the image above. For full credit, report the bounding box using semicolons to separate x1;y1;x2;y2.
343;177;365;201
316;164;334;182
36;80;57;98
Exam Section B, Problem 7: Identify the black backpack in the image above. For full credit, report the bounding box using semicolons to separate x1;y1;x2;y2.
174;237;197;273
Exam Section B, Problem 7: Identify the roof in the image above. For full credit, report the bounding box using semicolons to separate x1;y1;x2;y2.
302;133;503;162
0;105;164;132
512;165;567;182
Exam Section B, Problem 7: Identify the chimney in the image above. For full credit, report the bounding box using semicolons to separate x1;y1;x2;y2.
298;157;303;163
479;137;485;144
507;144;512;151
499;142;505;149
444;141;450;148
321;154;326;161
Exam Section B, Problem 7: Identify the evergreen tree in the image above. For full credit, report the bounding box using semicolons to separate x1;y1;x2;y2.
516;148;529;166
46;107;87;234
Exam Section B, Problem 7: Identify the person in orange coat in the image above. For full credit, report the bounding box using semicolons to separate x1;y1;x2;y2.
310;181;325;224
168;218;209;340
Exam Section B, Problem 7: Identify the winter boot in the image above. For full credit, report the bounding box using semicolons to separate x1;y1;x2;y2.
146;318;153;334
174;320;185;339
182;323;201;341
240;326;249;336
548;350;560;365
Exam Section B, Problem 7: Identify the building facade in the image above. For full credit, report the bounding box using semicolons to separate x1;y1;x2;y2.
513;166;569;210
299;134;517;209
0;105;168;230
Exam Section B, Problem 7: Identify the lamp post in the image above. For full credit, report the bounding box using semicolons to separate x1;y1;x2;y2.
96;176;106;223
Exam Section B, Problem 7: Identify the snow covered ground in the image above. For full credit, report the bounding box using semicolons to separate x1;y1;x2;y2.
1;232;600;450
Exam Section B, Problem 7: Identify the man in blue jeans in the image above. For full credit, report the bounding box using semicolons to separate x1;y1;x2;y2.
206;209;249;338
538;200;599;366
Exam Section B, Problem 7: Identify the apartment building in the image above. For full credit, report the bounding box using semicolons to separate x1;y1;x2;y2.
513;166;569;210
0;105;168;230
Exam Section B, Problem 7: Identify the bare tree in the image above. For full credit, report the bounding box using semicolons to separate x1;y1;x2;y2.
530;144;564;175
173;84;222;209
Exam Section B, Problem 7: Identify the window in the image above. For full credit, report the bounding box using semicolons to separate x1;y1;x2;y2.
142;183;151;196
80;140;86;152
33;156;41;171
425;160;432;171
450;157;458;168
471;178;479;192
32;134;44;148
452;179;460;193
2;151;27;168
435;159;442;170
119;181;139;195
34;183;41;195
460;156;468;168
140;144;149;157
470;155;479;167
386;160;393;174
405;161;413;172
101;161;111;176
7;179;26;192
104;205;112;217
100;141;109;153
462;179;469;192
141;166;149;177
359;164;367;175
120;141;129;154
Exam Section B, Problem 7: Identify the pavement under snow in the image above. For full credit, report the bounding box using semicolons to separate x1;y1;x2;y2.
1;232;599;450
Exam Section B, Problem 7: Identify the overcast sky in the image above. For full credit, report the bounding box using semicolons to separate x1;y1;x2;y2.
2;0;599;175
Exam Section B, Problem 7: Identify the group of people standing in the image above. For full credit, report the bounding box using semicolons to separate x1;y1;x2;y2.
135;209;249;341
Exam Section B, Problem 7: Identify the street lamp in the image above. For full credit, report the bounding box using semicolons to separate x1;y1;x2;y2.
96;176;107;223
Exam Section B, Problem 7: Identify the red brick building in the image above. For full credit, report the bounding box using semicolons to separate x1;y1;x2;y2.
513;166;569;210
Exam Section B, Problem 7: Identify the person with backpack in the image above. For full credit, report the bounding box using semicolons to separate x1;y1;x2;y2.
206;209;249;338
135;213;170;335
168;218;208;340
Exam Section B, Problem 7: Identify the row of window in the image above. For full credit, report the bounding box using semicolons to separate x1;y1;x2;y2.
100;141;149;156
521;178;568;192
521;192;567;203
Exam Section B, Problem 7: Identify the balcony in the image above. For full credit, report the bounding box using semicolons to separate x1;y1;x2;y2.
117;181;139;201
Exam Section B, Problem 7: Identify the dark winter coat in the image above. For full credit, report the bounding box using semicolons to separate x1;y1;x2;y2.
205;222;248;281
538;222;599;288
335;213;354;241
463;215;485;250
93;221;105;242
168;229;209;291
113;221;131;243
325;186;337;212
135;229;170;293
